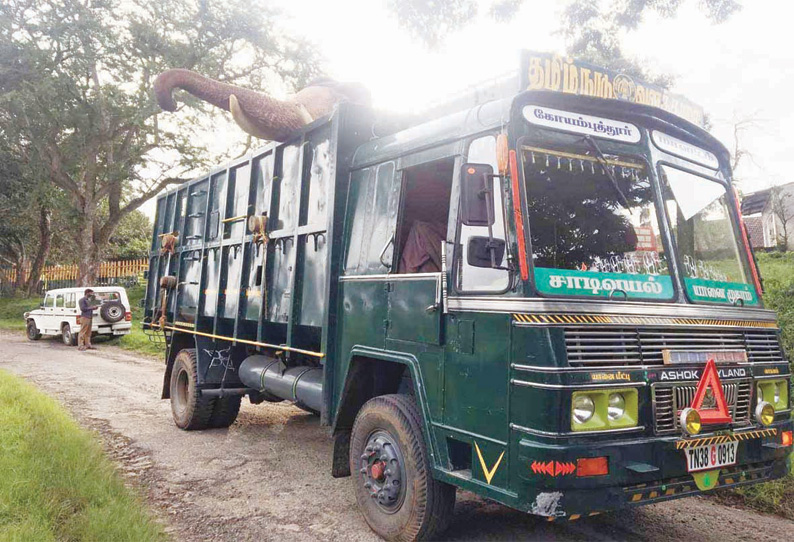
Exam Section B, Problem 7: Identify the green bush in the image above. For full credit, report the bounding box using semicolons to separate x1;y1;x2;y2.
726;251;794;516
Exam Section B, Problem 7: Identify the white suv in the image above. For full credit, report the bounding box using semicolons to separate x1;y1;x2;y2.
24;287;132;346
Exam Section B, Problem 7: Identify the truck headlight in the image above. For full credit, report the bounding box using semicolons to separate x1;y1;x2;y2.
573;395;595;424
757;380;789;412
755;401;775;426
571;389;638;431
607;393;626;421
679;407;701;436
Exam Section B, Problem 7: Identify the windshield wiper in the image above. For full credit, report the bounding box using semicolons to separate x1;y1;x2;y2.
583;136;632;213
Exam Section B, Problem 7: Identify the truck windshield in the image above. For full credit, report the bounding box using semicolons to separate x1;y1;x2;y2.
658;165;758;305
522;145;673;300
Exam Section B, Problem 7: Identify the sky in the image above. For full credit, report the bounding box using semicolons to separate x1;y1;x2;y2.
270;0;790;194
141;1;790;217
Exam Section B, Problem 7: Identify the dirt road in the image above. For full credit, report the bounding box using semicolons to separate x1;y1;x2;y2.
1;331;790;541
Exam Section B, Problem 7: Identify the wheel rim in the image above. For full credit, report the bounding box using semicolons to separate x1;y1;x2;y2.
359;430;406;513
27;323;35;338
174;368;189;415
63;328;71;344
107;306;122;319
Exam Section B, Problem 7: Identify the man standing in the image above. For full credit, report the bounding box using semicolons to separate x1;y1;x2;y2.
77;288;96;351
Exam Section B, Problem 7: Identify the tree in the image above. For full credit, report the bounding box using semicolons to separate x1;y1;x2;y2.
769;185;794;251
106;210;152;260
386;0;740;81
0;0;320;285
0;148;55;294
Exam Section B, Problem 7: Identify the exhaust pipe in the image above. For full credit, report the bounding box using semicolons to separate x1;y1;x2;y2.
239;355;323;413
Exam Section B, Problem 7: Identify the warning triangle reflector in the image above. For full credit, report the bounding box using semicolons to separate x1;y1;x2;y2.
691;358;732;424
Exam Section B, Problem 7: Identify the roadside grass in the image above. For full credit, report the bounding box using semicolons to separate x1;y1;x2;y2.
0;295;40;331
722;251;794;518
0;369;165;541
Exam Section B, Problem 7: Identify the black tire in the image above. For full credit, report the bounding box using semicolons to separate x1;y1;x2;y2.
100;300;125;323
170;349;216;430
209;395;242;428
26;320;41;341
61;323;77;346
350;394;456;542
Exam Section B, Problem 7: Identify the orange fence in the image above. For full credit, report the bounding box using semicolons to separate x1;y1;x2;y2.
1;258;149;292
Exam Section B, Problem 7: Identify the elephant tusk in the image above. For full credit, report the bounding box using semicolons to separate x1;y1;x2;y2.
229;94;272;139
229;94;315;140
295;103;314;125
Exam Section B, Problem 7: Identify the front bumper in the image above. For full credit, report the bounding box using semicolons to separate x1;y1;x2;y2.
513;421;792;519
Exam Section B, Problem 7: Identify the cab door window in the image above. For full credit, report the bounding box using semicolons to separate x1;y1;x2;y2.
344;162;400;274
394;158;454;274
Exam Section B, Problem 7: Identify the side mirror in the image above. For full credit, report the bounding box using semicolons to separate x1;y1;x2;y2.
467;236;506;268
139;298;146;308
460;163;495;226
143;270;150;280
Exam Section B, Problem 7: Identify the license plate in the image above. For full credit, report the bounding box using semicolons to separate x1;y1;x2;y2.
685;441;738;472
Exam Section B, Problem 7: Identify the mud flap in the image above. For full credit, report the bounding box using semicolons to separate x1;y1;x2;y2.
332;430;352;477
194;336;246;387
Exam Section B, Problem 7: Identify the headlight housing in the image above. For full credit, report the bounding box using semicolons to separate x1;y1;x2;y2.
756;401;775;426
757;379;789;412
571;388;638;431
607;393;626;421
573;395;595;424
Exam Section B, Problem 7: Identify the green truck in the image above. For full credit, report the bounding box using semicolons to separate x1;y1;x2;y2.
144;51;792;540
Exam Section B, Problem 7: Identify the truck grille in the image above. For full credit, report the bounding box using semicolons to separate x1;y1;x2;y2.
564;326;783;367
652;380;752;434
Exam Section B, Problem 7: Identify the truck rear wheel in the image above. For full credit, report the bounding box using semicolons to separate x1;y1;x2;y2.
350;394;455;541
210;396;242;428
170;349;215;430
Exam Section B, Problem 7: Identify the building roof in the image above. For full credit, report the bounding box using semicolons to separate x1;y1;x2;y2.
743;216;765;248
741;189;771;215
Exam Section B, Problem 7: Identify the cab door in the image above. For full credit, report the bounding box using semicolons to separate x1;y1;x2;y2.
54;293;66;322
384;155;456;346
40;293;56;333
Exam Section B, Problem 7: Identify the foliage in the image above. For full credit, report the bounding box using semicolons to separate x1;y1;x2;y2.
720;251;794;518
0;0;320;284
0;369;165;540
768;186;794;250
115;284;165;356
385;0;741;82
0;295;40;330
756;252;794;358
105;211;152;261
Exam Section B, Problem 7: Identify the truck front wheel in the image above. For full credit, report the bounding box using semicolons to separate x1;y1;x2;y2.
350;394;455;541
170;349;215;430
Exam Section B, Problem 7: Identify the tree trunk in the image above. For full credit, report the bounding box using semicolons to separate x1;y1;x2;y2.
13;255;28;291
25;205;52;296
76;205;99;286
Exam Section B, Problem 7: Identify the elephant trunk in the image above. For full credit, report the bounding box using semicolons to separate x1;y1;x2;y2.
153;69;311;140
